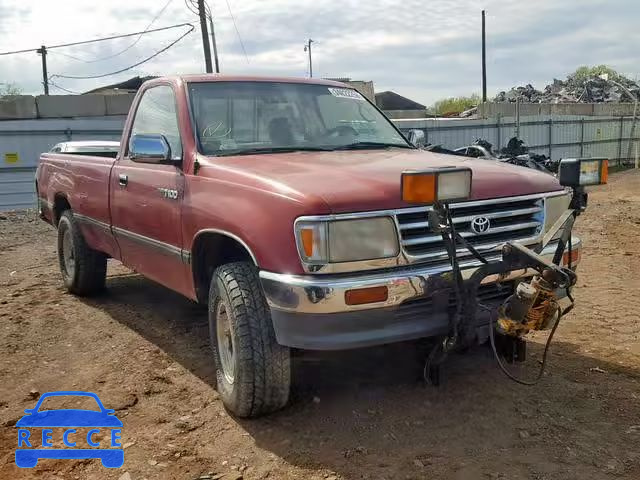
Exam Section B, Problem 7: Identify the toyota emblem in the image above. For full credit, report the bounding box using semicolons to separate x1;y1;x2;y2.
470;216;491;234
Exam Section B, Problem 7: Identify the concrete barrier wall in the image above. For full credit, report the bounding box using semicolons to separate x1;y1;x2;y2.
479;102;637;118
0;94;136;120
36;95;108;118
105;94;136;115
0;96;38;120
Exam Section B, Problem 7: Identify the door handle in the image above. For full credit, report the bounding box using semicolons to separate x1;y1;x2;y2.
118;174;128;186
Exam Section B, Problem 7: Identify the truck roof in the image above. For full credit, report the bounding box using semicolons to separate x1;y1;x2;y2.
149;74;349;87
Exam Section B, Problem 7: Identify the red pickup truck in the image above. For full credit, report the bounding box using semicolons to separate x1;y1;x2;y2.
36;75;581;417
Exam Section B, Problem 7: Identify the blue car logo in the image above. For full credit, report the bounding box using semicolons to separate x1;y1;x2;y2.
15;391;123;468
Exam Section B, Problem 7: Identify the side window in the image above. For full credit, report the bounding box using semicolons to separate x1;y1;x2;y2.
130;85;182;160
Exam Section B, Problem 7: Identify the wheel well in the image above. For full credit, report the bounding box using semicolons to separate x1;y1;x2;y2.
53;195;71;226
191;232;256;304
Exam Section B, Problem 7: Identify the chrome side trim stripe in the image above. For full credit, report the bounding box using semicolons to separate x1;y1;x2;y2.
111;226;184;260
73;213;190;264
74;213;111;231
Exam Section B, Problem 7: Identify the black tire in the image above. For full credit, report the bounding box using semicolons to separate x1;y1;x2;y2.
209;261;291;417
57;210;107;296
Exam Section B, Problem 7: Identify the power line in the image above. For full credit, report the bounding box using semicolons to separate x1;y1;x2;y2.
50;25;194;80
48;50;93;63
185;0;199;16
89;0;175;62
52;0;175;64
0;23;193;56
48;81;80;94
224;0;249;64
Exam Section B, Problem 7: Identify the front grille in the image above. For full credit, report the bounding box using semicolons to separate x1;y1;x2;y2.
394;281;515;321
396;195;544;263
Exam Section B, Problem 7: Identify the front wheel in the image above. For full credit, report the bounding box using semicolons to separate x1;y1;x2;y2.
209;262;291;417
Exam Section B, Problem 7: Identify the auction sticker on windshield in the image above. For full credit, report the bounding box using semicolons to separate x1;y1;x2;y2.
328;87;365;100
15;391;124;469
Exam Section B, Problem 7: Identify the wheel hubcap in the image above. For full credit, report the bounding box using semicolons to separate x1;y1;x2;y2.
62;229;75;276
216;301;235;384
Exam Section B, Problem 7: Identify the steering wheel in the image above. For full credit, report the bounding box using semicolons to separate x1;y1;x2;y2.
321;125;358;139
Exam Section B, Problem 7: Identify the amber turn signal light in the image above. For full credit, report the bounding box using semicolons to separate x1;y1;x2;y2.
300;228;314;257
401;168;472;205
345;286;389;305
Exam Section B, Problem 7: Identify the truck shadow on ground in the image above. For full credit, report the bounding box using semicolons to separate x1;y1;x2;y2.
87;273;640;479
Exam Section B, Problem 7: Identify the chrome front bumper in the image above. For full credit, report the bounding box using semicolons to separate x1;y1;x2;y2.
259;237;581;350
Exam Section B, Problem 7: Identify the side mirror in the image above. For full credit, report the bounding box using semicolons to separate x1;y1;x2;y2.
407;129;426;148
129;134;174;164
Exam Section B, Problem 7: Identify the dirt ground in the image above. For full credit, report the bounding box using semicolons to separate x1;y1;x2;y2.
1;171;639;480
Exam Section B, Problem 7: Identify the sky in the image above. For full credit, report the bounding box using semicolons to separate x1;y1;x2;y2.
0;0;638;106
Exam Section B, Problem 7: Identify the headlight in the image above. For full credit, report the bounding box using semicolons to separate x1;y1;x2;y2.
544;192;571;233
295;216;399;263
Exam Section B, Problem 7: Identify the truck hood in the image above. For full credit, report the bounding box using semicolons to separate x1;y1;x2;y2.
205;148;563;213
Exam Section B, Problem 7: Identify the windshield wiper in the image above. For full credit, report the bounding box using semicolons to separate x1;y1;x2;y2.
215;146;332;156
330;141;412;151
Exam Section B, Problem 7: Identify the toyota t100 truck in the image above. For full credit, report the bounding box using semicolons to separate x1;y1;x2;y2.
36;75;597;417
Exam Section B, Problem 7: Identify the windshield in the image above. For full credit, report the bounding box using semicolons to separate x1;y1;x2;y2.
187;81;410;155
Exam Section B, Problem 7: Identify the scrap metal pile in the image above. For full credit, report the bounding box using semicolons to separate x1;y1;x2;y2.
499;137;559;173
495;73;640;103
436;137;559;174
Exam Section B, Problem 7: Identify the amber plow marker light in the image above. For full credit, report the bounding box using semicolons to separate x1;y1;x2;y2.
559;158;608;187
401;167;472;204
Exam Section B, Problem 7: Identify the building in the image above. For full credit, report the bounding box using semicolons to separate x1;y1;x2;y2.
375;91;425;110
83;76;157;95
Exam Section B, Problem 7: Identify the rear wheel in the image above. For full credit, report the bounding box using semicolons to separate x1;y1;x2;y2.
209;261;291;417
57;210;107;296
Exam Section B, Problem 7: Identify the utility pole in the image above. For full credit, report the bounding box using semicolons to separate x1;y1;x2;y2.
304;39;314;77
36;45;49;95
198;0;213;73
481;10;487;103
208;13;220;73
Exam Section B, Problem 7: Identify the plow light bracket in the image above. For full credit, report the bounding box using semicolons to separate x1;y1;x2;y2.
401;167;472;205
559;158;608;187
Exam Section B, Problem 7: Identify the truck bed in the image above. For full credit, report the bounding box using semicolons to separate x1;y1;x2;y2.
37;152;118;258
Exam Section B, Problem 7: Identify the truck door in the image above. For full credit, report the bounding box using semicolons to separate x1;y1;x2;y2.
110;84;190;296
